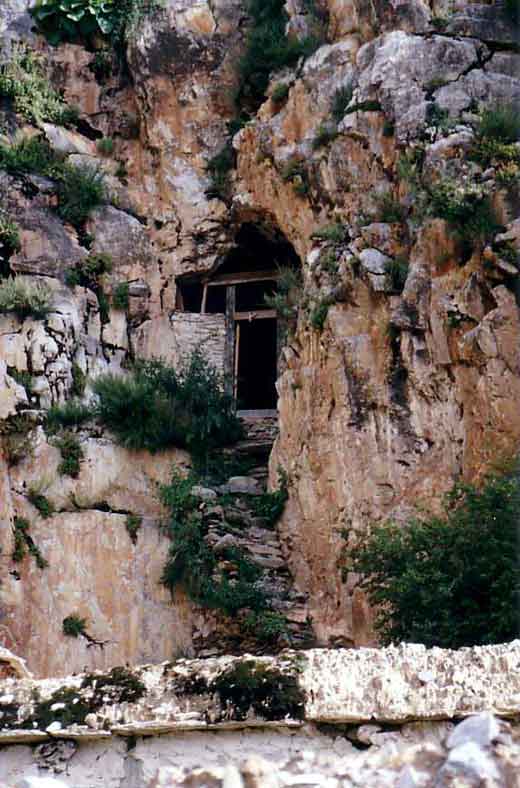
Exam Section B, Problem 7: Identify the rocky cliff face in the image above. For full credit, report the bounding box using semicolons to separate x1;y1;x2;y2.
0;0;519;675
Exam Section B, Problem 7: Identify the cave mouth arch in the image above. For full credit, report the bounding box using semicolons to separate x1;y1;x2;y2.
177;223;300;412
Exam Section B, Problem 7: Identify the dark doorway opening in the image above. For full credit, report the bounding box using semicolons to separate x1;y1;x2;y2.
235;318;278;410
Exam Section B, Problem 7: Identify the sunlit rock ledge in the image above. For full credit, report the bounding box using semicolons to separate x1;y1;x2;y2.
1;641;519;746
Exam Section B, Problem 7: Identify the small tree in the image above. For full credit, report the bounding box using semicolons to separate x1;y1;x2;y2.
350;465;520;648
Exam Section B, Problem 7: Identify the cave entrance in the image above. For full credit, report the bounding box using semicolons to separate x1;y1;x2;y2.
176;223;300;414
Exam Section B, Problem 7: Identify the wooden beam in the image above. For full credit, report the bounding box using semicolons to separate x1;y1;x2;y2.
207;269;279;287
234;309;277;321
225;286;236;400
234;322;240;402
201;282;208;314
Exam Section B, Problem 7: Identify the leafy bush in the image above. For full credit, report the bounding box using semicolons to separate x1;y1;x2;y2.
312;223;347;243
112;281;129;310
331;84;353;123
429;178;500;243
350;466;520;648
0;136;60;177
251;468;288;527
0;278;52;320
264;265;302;322
312;122;338;150
244;611;289;643
237;0;321;110
97;137;115;156
93;352;243;465
56;165;106;227
310;296;332;331
126;513;142;544
211;661;304;721
271;82;290;104
27;488;55;519
0;45;78;126
12;517;48;569
62;614;87;637
65;253;112;289
46;400;93;433
385;257;409;293
55;432;84;478
30;0;160;47
479;104;520;144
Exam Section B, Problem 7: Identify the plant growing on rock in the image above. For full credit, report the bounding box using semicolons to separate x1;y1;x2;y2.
0;212;21;261
126;513;142;544
428;178;500;244
312;122;338;150
251;468;288;527
331;84;353;123
62;614;88;638
27;486;55;519
312;223;347;243
54;432;84;478
112;281;129;310
264;265;303;323
0;278;52;320
385;257;409;293
12;517;48;569
349;463;520;648
56;165;106;228
46;400;93;433
271;82;290;105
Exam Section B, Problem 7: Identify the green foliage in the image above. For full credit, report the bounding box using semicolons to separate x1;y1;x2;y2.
66;254;112;321
312;122;338;150
1;414;34;466
271;82;290;104
71;362;87;397
479;104;520;144
46;400;93;433
350;466;520;648
89;49;113;82
312;223;347;243
331;84;353;123
385;256;409;293
126;513;142;544
12;517;48;569
264;265;302;322
211;661;305;721
377;193;406;224
27;488;55;519
0;278;52;320
93;353;243;465
63;614;88;637
56;165;106;227
30;0;160;47
281;159;309;197
112;281;129;310
97;136;115;156
429;178;500;243
206;141;235;200
237;0;321;110
55;432;84;478
0;45;78;127
251;468;288;527
244;611;289;643
0;135;60;177
344;100;382;115
8;368;33;392
0;211;21;258
310;296;332;331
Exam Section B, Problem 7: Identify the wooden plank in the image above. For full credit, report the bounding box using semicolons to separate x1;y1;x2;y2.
234;309;277;321
234;322;240;401
207;269;279;287
225;286;235;399
201;282;208;314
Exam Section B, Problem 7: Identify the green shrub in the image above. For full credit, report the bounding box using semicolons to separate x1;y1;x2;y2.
331;84;353;123
8;368;33;391
0;278;52;320
126;513;142;544
0;45;78;126
0;136;60;177
312;122;338;150
30;0;160;47
264;265;302;322
244;611;289;643
55;432;84;478
27;488;55;519
62;614;88;637
385;257;409;293
310;296;332;331
271;82;290;104
93;352;243;465
344;100;382;115
479;104;520;144
56;165;106;227
350;465;520;648
97;137;115;156
377;193;406;224
281;159;309;197
206;141;235;200
0;212;21;263
71;363;87;397
237;0;321;109
211;661;305;721
251;468;288;527
46;400;93;433
429;178;500;243
312;223;346;243
113;282;129;310
12;517;48;569
66;253;112;289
